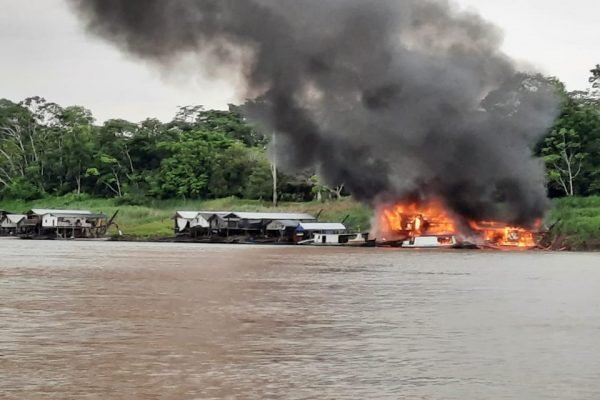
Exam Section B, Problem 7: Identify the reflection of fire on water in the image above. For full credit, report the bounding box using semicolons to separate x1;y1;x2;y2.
376;200;541;249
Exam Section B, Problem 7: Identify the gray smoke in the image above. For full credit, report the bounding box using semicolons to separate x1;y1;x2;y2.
67;0;560;226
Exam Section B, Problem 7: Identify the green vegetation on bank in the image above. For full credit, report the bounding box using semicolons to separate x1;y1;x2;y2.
2;194;599;250
1;72;599;203
549;196;600;250
1;67;599;248
0;195;372;239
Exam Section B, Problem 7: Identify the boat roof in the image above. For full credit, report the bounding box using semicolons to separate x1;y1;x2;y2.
28;209;93;216
3;214;25;223
267;219;301;228
298;222;347;231
175;211;233;220
175;211;200;219
52;213;106;219
223;212;316;220
198;211;231;218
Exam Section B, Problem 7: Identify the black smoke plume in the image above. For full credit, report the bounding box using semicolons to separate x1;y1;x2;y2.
67;0;560;226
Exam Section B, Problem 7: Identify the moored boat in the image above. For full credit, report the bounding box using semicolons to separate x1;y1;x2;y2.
377;235;458;248
302;232;374;247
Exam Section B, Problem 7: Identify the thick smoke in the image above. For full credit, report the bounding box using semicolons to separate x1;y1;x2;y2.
68;0;560;226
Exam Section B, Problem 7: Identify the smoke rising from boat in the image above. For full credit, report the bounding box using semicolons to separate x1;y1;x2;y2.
67;0;560;226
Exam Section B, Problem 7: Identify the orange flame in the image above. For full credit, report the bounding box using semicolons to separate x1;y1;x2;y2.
378;200;540;249
379;200;457;243
467;220;540;249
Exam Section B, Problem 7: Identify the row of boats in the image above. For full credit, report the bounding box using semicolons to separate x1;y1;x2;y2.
1;208;529;249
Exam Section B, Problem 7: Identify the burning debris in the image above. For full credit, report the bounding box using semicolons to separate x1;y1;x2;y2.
379;200;456;240
67;0;561;239
375;200;544;249
467;221;540;249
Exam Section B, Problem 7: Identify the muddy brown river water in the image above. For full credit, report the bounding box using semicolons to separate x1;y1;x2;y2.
1;240;599;399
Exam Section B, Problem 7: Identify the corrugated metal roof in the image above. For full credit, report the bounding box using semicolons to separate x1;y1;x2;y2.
298;222;347;231
6;214;26;223
198;211;231;218
191;216;210;228
175;211;232;220
53;213;106;219
227;212;316;220
29;209;93;216
266;220;301;229
175;211;199;219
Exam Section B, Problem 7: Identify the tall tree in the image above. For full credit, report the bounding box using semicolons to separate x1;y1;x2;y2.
543;128;586;196
154;130;233;199
60;107;95;194
543;74;600;197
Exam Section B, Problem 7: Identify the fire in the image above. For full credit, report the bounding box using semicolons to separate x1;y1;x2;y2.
378;199;541;249
381;200;456;238
467;221;540;249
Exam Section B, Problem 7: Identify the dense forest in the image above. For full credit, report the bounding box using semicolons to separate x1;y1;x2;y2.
0;70;599;204
0;100;335;204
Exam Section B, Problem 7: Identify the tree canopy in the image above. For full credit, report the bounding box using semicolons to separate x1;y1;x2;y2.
0;100;319;202
542;72;600;197
1;70;599;203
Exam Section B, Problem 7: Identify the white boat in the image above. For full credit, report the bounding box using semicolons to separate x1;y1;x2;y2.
400;235;457;248
305;233;372;246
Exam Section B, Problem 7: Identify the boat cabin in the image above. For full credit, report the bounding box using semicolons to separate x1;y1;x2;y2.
210;212;316;238
312;232;370;246
0;214;26;236
401;235;457;248
22;209;108;239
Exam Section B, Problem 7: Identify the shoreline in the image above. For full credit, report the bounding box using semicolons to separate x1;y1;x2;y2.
2;196;599;252
3;233;597;251
110;235;600;251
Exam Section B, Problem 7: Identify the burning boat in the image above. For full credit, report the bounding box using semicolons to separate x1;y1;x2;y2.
375;200;542;250
466;221;540;250
399;235;458;249
68;1;561;253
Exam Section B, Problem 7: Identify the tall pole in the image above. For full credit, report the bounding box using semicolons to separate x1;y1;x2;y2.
271;131;278;207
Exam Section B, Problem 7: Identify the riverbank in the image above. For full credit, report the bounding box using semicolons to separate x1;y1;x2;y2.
547;196;600;251
1;195;598;250
0;195;372;240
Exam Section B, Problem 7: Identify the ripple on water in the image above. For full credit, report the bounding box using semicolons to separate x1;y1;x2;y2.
1;241;599;399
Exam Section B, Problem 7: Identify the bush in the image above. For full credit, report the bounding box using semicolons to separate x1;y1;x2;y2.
114;194;151;206
4;178;43;201
60;192;93;205
244;167;272;200
549;196;600;247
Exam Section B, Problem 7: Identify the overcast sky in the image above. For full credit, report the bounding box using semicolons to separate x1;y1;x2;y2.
0;0;597;123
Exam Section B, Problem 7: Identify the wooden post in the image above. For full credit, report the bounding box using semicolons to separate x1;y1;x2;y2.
271;131;278;207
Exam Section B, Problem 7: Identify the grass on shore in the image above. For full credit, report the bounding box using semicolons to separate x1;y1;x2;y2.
2;195;599;247
548;196;600;248
0;195;372;239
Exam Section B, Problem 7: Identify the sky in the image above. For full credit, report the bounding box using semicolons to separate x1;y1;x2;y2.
0;0;597;123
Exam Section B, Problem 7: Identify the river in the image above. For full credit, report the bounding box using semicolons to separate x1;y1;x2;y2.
1;240;599;399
